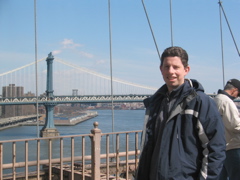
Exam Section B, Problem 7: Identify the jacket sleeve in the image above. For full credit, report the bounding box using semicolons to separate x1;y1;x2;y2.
197;95;226;180
135;107;154;180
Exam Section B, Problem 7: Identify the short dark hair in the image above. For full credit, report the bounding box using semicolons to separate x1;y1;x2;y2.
224;79;240;96
160;46;189;67
224;83;235;91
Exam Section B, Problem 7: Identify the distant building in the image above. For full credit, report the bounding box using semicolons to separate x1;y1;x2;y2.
72;89;78;96
23;91;36;115
1;84;24;118
1;84;36;118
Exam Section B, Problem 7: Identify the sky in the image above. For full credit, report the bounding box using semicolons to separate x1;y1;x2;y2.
0;0;239;94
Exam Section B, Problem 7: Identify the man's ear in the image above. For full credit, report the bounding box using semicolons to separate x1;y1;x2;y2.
184;66;190;75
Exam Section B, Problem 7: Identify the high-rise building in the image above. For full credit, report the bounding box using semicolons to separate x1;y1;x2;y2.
1;84;36;118
2;84;24;117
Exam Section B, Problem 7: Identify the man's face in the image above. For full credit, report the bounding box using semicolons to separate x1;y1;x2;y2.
232;88;239;98
160;56;190;92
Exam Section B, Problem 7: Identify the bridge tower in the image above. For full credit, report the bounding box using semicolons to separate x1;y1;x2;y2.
72;89;78;96
40;52;60;137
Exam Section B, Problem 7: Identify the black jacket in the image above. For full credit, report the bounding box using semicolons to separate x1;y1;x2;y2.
135;79;226;180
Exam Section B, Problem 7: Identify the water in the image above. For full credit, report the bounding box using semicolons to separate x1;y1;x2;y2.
0;109;145;140
0;109;145;175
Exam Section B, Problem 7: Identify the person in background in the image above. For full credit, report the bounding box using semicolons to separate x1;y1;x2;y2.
135;46;226;180
214;79;240;180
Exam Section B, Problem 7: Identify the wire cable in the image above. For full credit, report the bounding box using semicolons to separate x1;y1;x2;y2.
169;0;174;46
34;0;39;138
219;1;240;57
108;0;116;159
218;1;225;87
141;0;161;61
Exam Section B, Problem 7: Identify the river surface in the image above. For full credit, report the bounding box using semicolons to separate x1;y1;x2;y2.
0;109;145;141
0;109;146;174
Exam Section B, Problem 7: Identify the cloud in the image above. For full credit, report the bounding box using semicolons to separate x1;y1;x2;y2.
52;38;94;58
96;59;106;64
52;50;62;55
61;39;82;49
78;51;94;58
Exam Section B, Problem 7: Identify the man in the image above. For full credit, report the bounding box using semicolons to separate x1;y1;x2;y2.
135;46;226;180
214;79;240;180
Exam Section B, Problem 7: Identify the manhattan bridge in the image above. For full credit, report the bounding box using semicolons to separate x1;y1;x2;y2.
0;52;159;136
0;52;221;137
0;53;157;106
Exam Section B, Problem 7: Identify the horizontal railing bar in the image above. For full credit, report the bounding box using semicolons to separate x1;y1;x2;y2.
0;130;142;144
101;130;142;136
2;150;140;169
0;134;93;143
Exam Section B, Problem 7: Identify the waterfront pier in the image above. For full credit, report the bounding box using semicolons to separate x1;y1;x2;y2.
0;115;41;130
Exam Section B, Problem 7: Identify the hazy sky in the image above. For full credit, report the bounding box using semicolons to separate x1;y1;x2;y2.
0;0;239;94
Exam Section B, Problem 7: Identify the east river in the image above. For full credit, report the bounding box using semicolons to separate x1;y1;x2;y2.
0;109;145;175
0;109;145;140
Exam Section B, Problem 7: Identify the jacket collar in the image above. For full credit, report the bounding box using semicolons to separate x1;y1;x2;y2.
217;89;235;100
144;79;197;108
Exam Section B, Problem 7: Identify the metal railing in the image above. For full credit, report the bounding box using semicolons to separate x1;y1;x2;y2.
0;122;142;180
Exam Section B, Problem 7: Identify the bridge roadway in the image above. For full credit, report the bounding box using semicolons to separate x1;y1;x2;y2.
0;94;152;105
0;94;218;105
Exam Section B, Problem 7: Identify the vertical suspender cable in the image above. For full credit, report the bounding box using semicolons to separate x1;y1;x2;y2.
108;0;115;157
218;1;225;88
34;0;39;138
141;0;161;61
169;0;174;46
218;0;240;87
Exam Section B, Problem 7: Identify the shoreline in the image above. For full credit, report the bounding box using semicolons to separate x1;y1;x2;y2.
0;111;98;130
23;111;98;126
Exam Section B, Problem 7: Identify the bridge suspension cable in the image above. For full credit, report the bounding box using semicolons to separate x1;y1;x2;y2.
0;57;157;96
55;58;157;91
0;58;45;77
141;0;161;61
218;1;240;87
108;0;115;156
218;0;225;87
169;0;174;46
218;1;240;58
34;0;40;138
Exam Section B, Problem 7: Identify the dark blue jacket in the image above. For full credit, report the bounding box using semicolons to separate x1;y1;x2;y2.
135;79;226;180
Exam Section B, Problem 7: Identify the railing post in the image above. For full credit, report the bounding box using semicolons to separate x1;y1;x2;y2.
90;122;101;180
0;143;2;180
